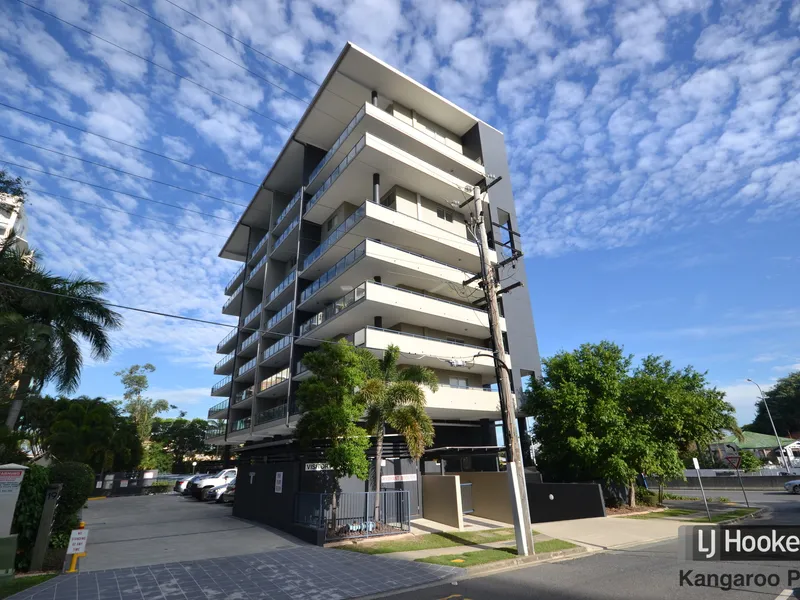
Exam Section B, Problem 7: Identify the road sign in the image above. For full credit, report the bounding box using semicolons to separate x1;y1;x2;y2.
692;457;700;470
67;529;89;555
725;455;742;469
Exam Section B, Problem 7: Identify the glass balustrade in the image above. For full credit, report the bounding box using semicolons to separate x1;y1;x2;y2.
274;189;302;231
242;303;263;326
240;331;258;351
307;106;366;186
298;283;367;337
267;301;293;330
262;336;291;362
259;368;290;393
247;254;268;283
271;216;299;254
225;264;244;292
214;352;235;372
231;417;251;432
223;283;243;310
233;385;254;405
300;242;366;304
249;232;269;260
301;204;366;270
255;403;287;425
211;375;231;393
206;422;226;438
267;271;296;304
237;356;257;377
207;399;228;417
217;328;237;351
304;136;366;214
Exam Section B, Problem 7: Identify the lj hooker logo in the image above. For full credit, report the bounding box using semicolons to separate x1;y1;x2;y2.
681;525;800;562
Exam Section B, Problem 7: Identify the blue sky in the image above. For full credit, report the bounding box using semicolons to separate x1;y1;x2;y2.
1;0;798;426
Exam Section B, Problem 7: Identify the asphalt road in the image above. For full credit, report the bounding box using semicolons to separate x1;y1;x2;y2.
386;492;800;600
664;489;800;525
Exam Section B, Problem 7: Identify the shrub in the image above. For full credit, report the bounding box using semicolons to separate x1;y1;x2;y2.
148;482;171;494
48;462;95;535
11;465;50;571
637;488;658;507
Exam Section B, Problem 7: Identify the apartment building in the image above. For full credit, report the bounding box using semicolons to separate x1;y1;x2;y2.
0;193;27;251
207;43;540;472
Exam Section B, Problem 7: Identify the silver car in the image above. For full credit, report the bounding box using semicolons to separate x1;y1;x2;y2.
784;480;800;494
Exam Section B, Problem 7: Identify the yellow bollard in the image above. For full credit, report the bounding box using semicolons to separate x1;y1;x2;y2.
66;552;86;573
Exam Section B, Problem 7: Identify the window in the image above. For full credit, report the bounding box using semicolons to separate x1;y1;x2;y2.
449;377;468;388
446;337;465;344
437;207;453;223
326;215;338;232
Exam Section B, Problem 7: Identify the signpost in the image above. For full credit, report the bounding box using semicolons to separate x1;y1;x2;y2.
274;472;283;494
65;524;89;573
693;457;713;523
0;464;28;578
724;452;750;508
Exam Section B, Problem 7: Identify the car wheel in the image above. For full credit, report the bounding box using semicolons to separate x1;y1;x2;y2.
793;485;799;495
202;486;213;500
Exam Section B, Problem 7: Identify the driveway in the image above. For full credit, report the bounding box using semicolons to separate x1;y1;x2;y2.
80;493;299;571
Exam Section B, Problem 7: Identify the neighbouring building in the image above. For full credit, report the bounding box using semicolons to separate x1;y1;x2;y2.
205;43;542;532
710;432;799;466
0;193;27;251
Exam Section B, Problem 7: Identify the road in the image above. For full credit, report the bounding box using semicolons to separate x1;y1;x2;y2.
387;492;800;600
664;489;800;525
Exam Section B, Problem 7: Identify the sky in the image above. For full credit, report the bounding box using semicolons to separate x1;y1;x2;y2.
1;0;798;426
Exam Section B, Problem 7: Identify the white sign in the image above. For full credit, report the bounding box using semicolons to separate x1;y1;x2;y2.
68;529;89;554
275;472;283;493
0;470;24;496
692;457;700;470
380;474;417;483
119;480;128;488
249;472;256;484
304;463;332;471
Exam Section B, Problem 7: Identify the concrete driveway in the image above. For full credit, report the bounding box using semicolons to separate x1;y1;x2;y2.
80;493;300;571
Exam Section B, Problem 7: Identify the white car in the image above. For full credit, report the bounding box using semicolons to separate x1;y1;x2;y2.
784;480;800;494
190;468;237;500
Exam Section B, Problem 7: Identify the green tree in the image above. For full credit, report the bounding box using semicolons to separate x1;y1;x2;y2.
746;372;800;437
739;451;762;473
151;417;211;465
140;441;174;472
358;345;437;522
115;364;172;442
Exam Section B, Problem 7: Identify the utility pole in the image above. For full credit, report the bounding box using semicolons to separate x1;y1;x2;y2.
471;185;535;556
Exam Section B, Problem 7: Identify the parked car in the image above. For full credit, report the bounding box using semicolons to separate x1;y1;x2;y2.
784;479;800;494
203;481;232;502
222;479;235;503
176;474;207;495
190;468;237;500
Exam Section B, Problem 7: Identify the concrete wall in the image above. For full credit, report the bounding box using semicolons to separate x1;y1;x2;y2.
527;482;606;523
453;472;513;524
422;475;463;530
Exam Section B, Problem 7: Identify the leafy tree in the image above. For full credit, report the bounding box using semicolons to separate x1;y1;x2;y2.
739;451;762;473
358;345;437;522
0;226;121;429
115;364;172;442
140;441;174;472
746;372;800;437
0;167;27;200
151;417;211;465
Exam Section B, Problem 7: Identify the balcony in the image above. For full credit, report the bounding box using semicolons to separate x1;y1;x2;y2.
206;423;227;443
255;402;287;426
246;253;268;289
258;367;290;398
216;328;238;354
211;375;232;397
207;399;228;419
298;239;478;312
270;216;299;261
305;103;485;196
230;417;251;433
261;335;291;367
303;133;473;226
266;301;293;334
236;356;257;381
239;331;259;357
424;384;500;421
293;360;312;381
242;303;263;329
297;281;501;344
222;283;243;315
233;385;254;406
301;200;489;276
265;270;296;310
273;189;302;236
214;351;235;375
249;232;269;264
224;264;245;295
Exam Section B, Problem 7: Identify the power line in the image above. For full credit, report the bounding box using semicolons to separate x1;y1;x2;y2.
13;0;294;132
27;187;228;239
1;158;238;223
0;101;260;187
0;134;249;209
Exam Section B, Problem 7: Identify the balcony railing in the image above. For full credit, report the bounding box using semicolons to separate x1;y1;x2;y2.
301;242;366;304
237;356;257;377
208;399;228;417
223;283;243;310
267;301;293;330
215;351;235;371
307;106;366;186
217;328;237;352
262;335;291;362
302;203;366;270
372;280;484;312
295;361;310;376
256;403;287;425
206;423;226;439
211;375;232;393
274;189;302;232
298;283;366;337
259;367;290;393
243;303;262;327
271;216;299;254
231;417;251;432
304;135;366;215
240;331;259;352
363;326;492;352
267;270;296;304
233;385;254;405
225;264;245;293
250;232;269;260
247;253;268;283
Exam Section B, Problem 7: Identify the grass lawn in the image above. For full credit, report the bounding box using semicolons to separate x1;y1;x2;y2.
690;508;759;523
625;508;697;519
416;539;578;568
335;528;540;555
0;574;57;599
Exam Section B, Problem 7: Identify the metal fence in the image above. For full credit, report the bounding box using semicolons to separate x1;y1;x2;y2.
294;490;411;541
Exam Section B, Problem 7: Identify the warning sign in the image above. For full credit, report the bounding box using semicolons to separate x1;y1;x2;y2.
725;455;742;469
68;529;89;555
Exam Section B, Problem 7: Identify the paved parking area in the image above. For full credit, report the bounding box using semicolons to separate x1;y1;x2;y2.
78;494;300;571
10;547;459;600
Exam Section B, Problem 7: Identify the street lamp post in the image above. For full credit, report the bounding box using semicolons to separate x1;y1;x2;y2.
192;461;198;474
746;378;791;473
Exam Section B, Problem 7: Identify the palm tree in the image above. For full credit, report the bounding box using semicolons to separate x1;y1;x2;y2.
0;234;122;429
359;345;438;523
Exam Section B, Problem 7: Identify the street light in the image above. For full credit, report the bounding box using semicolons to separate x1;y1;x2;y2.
746;378;791;473
192;461;198;474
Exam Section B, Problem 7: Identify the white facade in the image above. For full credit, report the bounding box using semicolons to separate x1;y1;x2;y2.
0;193;27;252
